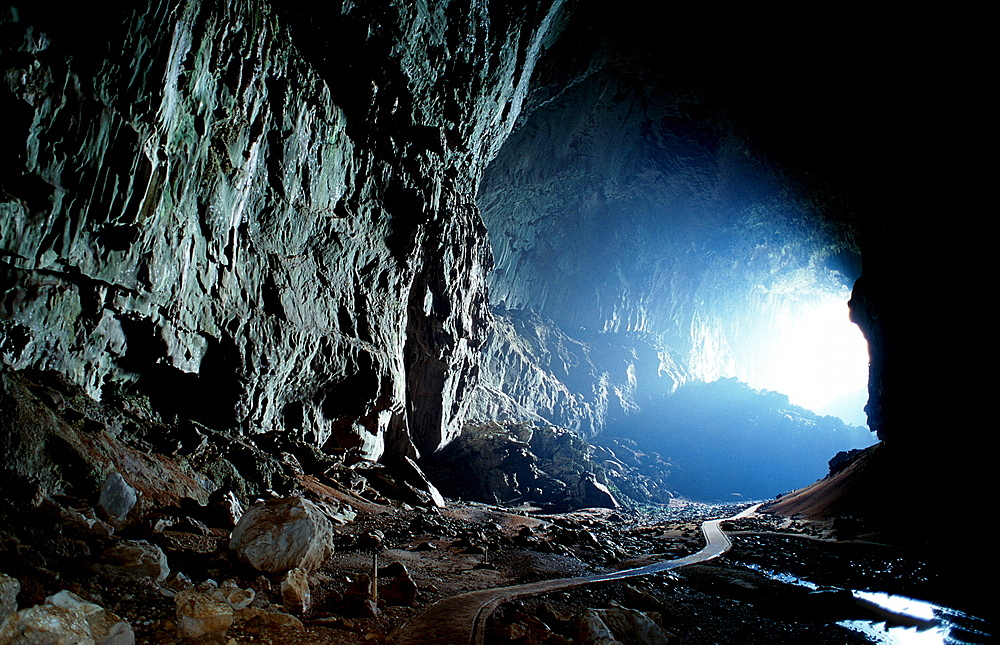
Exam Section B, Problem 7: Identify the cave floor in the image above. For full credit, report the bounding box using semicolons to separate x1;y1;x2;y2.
5;494;986;644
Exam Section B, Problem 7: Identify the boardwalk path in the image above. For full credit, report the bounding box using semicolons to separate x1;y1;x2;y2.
394;503;761;645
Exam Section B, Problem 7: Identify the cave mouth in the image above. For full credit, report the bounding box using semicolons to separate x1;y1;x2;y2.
687;275;871;428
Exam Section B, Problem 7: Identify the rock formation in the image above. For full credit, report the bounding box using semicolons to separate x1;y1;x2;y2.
0;0;567;466
0;0;985;580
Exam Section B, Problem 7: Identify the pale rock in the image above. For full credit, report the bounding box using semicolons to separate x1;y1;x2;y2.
174;588;233;639
575;609;622;645
0;604;95;645
44;591;135;645
0;573;18;624
215;582;255;611
587;607;670;645
280;568;310;615
97;540;169;581
98;472;137;524
229;496;333;573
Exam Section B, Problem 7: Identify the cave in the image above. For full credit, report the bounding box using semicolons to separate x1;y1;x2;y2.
0;2;988;643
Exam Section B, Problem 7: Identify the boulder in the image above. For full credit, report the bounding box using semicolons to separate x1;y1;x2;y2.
0;604;95;645
280;568;311;615
577;475;619;510
0;591;134;645
44;591;134;645
586;606;670;645
97;472;137;524
96;540;169;582
0;573;18;624
174;588;234;639
341;574;378;617
575;609;621;645
229;496;334;573
207;489;244;529
380;565;417;606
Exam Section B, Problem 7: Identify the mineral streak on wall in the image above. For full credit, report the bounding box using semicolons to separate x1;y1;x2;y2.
0;1;567;460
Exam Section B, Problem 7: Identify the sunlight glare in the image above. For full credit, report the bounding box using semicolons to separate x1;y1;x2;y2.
755;296;869;417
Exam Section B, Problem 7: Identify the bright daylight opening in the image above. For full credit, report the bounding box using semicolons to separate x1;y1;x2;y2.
745;294;870;426
688;270;872;429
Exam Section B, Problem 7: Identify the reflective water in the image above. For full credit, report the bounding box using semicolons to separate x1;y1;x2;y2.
745;564;990;644
839;591;990;645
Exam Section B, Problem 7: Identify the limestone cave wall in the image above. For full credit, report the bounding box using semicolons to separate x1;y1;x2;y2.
0;0;567;461
0;0;979;518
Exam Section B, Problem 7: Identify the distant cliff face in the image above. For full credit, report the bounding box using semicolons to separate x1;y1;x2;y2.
0;0;566;459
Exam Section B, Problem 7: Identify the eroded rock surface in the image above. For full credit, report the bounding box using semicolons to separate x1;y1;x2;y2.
229;496;333;573
0;0;568;464
0;590;134;645
0;574;18;625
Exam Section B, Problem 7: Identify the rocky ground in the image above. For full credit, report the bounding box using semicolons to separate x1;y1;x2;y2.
4;479;987;645
0;370;987;644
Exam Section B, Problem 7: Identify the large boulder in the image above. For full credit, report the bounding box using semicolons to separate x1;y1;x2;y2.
174;588;234;640
229;496;333;573
0;590;134;645
0;604;95;645
95;540;169;582
44;592;134;645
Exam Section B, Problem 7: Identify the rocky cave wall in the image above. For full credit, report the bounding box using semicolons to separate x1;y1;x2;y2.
0;0;980;519
0;0;568;462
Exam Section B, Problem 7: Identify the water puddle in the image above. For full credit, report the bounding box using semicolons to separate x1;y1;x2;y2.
838;591;990;645
743;565;990;644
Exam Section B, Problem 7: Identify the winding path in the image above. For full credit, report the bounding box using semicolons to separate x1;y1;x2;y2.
394;503;761;645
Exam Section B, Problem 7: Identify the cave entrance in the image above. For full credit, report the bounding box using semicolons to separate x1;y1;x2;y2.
686;272;870;428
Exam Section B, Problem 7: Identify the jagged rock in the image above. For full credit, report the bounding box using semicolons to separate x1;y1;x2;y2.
0;0;566;467
0;591;134;645
207;490;244;529
575;609;622;645
578;475;618;509
229;496;333;573
379;564;417;606
96;540;169;582
97;472;137;524
0;604;95;645
343;575;372;601
44;591;134;645
56;504;114;538
174;588;234;639
426;423;622;511
0;573;19;625
280;568;310;615
340;574;378;617
355;458;445;508
215;581;255;611
575;606;670;645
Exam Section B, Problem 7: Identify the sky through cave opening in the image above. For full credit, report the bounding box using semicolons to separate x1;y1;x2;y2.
686;278;871;428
